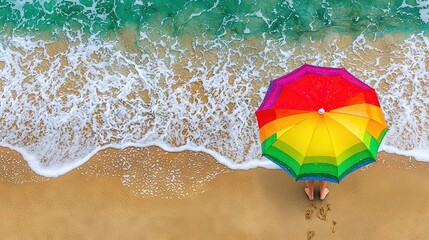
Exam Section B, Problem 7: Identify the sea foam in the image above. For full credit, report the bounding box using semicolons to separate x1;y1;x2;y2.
1;28;429;180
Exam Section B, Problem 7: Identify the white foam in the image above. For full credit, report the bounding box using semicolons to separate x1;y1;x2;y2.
1;28;429;178
399;0;429;23
420;8;429;23
189;0;220;19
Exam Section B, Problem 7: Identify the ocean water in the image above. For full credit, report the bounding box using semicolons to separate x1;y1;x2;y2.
0;0;428;192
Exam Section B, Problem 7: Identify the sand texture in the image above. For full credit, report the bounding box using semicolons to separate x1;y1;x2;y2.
1;150;429;240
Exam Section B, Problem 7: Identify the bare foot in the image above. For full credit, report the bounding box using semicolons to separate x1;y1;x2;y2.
320;188;330;200
305;188;314;201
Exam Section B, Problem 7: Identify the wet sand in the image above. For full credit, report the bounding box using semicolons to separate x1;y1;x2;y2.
1;150;429;240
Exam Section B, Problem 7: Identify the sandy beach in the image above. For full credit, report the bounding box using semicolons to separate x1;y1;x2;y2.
1;2;428;240
1;35;426;239
1;149;428;240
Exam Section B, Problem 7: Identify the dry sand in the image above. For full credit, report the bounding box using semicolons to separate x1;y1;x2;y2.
1;149;429;240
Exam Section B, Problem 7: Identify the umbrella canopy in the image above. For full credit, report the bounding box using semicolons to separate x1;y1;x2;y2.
256;64;388;183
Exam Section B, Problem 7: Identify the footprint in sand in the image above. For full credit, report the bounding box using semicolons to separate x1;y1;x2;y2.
316;204;331;221
332;220;337;233
306;204;337;236
305;209;314;220
307;230;315;240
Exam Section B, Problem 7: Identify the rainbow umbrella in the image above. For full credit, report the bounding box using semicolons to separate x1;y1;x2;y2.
255;64;388;183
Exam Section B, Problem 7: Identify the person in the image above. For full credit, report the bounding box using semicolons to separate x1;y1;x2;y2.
304;180;329;201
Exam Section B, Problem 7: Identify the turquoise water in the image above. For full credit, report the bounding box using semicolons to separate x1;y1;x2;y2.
1;0;427;39
0;0;428;195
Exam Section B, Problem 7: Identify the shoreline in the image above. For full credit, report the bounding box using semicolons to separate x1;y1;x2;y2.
1;150;429;239
1;144;425;187
1;31;428;177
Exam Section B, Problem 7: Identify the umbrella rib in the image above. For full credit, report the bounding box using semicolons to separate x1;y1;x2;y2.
328;111;387;136
323;116;339;177
324;114;372;148
274;113;316;142
296;118;319;177
331;108;386;125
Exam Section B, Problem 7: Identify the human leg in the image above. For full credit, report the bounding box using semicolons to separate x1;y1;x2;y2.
319;180;330;200
305;180;315;200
